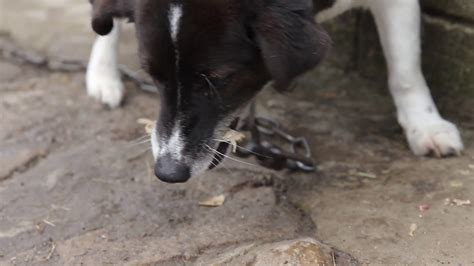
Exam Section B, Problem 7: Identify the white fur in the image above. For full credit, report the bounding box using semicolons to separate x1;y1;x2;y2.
190;153;215;177
152;120;217;177
151;121;185;161
162;124;185;160
150;5;186;166
169;4;184;106
367;0;463;156
151;124;160;160
86;19;124;108
318;0;463;156
169;5;183;43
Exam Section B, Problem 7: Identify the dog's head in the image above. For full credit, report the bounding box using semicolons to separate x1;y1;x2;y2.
91;0;330;183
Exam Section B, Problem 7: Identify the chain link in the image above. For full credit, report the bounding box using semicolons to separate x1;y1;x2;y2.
234;117;316;172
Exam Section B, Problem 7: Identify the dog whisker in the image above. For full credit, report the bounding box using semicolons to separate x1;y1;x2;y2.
127;138;151;149
131;134;151;143
127;146;152;161
203;145;233;175
204;144;259;168
128;139;151;147
210;156;235;177
208;157;219;169
211;139;272;159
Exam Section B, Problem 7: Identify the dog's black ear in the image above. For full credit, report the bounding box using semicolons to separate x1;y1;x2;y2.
90;0;134;35
254;0;331;91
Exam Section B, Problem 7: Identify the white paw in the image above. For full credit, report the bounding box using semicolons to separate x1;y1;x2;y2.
86;71;124;108
405;119;464;157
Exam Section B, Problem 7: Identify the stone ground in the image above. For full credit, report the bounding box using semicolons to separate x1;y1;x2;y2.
1;0;474;265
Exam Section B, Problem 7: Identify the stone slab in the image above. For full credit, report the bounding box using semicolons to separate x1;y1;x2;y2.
422;0;474;22
354;11;474;96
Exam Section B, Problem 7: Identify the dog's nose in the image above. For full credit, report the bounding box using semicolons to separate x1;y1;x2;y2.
154;155;191;183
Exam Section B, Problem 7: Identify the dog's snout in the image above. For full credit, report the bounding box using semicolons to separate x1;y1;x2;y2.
154;154;191;183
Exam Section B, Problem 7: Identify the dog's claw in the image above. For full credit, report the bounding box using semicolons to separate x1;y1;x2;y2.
406;119;464;158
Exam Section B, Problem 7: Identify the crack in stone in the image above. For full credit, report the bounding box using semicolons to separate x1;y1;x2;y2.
0;150;48;182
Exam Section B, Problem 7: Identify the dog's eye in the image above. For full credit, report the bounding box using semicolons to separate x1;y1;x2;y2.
200;66;237;91
210;77;229;89
203;75;231;91
200;74;219;90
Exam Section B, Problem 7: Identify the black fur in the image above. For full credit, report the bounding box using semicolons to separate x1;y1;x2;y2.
90;0;134;35
255;0;330;90
89;0;331;181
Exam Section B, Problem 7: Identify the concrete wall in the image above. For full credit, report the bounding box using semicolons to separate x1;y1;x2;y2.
321;0;474;96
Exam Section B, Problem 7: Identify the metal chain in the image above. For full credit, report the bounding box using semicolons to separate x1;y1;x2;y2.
0;38;157;93
234;117;316;172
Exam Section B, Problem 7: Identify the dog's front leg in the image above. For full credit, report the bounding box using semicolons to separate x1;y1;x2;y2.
368;0;463;157
86;19;124;108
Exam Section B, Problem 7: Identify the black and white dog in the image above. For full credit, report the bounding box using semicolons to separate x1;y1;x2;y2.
87;0;463;183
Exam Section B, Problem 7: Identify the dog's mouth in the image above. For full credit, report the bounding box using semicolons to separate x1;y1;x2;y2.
208;118;240;170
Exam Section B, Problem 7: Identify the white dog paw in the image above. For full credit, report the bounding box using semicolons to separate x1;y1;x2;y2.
86;72;124;108
405;119;464;157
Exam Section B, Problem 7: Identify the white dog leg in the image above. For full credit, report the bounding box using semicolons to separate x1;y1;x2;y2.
368;0;463;157
86;19;124;108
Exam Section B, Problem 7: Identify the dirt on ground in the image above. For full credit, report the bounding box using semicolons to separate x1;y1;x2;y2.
1;0;474;265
